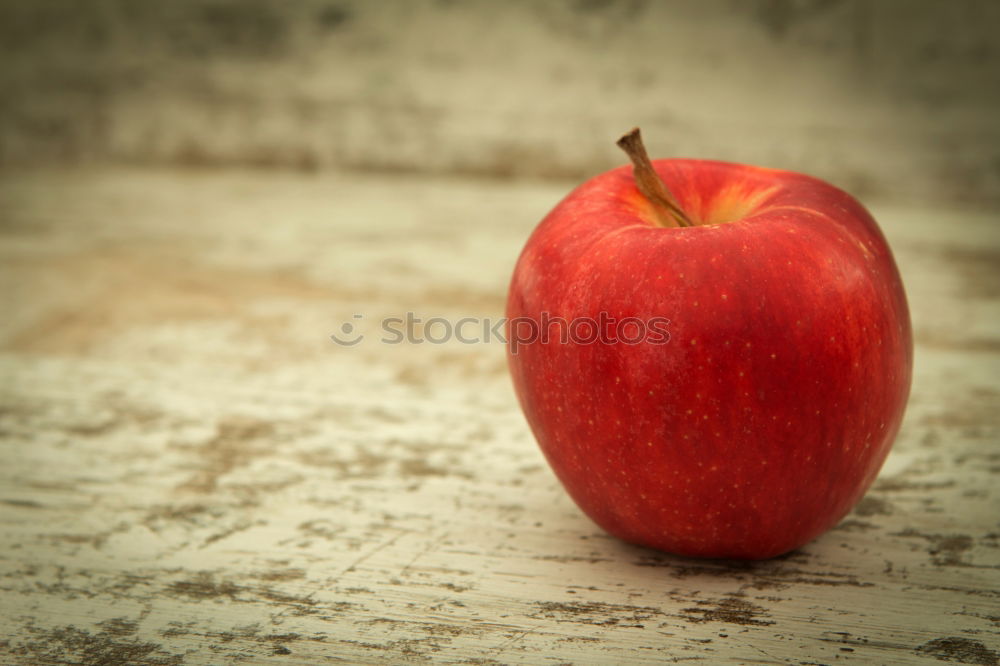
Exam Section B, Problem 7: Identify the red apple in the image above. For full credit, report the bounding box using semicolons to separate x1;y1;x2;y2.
506;129;912;560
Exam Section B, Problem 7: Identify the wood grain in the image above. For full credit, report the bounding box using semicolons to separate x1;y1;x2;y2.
1;168;998;664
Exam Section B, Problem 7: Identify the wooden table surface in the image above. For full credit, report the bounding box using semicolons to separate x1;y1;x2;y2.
1;168;998;665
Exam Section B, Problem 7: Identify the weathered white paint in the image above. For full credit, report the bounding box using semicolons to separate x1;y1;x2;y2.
0;169;998;664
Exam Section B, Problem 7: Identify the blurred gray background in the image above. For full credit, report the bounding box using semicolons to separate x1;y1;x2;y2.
2;0;998;205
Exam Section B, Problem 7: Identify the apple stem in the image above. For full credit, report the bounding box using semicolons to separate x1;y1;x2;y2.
616;128;694;228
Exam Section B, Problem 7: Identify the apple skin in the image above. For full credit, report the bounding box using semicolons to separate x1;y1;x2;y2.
506;158;912;560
